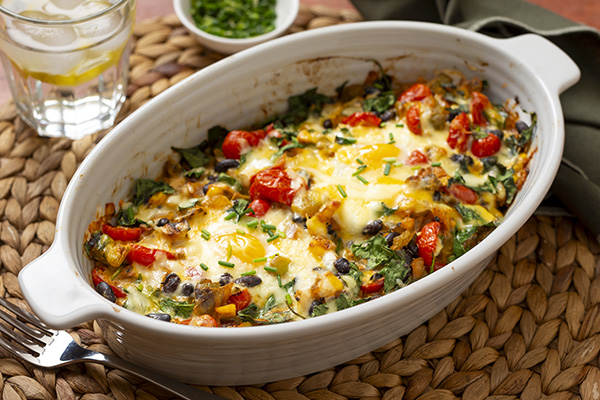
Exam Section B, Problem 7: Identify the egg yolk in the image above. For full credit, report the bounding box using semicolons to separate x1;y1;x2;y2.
214;233;266;263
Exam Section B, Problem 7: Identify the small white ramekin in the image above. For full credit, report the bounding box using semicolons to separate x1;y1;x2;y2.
173;0;299;54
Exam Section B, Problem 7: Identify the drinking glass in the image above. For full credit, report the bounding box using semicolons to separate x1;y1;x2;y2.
0;0;136;139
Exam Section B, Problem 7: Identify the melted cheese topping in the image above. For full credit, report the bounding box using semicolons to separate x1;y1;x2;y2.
85;72;533;326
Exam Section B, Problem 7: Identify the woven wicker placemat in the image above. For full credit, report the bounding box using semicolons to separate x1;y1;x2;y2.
0;6;599;400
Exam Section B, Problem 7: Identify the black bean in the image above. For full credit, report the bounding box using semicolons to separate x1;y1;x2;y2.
481;156;498;171
95;282;116;303
363;220;383;236
489;129;504;140
372;272;384;281
146;313;171;322
308;298;324;316
396;249;414;267
364;86;380;95
515;120;529;133
234;275;262;287
219;273;233;286
292;213;306;224
156;217;169;227
450;153;474;167
385;232;399;247
406;241;419;257
433;191;442;202
380;109;396;122
447;108;461;121
207;175;218;182
162;273;180;293
322;119;333;129
87;233;100;249
181;282;194;296
334;257;350;274
327;224;336;235
214;159;240;173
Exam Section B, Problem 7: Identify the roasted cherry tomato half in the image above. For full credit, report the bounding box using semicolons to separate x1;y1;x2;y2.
221;129;266;159
226;289;252;312
447;112;471;152
406;105;422;135
250;168;299;206
447;183;478;205
126;244;175;266
470;91;491;126
360;278;385;294
341;112;382;127
398;83;432;103
91;267;127;298
406;149;428;165
246;198;271;217
417;221;442;267
102;224;142;242
471;133;502;158
189;314;218;327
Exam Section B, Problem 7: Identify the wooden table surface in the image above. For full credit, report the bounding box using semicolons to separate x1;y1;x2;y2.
0;0;598;105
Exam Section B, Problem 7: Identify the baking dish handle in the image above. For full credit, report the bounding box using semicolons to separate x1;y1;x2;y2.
18;242;112;330
496;34;580;95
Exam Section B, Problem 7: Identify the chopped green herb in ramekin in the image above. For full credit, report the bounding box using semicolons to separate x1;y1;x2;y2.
190;0;277;39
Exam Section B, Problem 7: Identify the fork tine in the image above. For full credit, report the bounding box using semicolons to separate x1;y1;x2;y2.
0;333;42;366
0;298;50;332
0;307;48;343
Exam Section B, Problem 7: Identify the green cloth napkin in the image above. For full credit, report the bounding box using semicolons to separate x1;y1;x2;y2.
350;0;600;240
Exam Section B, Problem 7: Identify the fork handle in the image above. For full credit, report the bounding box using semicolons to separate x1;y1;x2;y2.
84;353;225;399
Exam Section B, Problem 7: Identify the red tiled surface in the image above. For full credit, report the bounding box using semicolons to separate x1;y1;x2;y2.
1;0;598;104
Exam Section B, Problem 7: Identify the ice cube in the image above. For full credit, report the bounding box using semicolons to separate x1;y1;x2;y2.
76;1;122;38
12;11;77;48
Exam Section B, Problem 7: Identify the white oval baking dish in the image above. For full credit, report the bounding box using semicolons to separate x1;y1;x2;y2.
19;21;579;386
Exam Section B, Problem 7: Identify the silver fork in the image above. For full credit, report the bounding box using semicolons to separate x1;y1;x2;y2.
0;297;224;400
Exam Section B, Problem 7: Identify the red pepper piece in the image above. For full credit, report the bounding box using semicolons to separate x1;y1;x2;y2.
102;224;142;241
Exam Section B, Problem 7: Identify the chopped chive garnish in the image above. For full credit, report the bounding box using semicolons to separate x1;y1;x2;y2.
394;162;404;167
136;283;143;292
356;158;364;165
277;275;282;287
412;166;421;170
264;266;278;273
218;260;235;268
285;294;293;305
266;233;281;243
337;184;347;198
236;228;246;235
200;263;209;271
246;219;258;229
224;212;237;221
137;273;142;282
241;270;256;276
382;157;396;163
261;220;277;231
201;229;211;240
356;175;369;185
110;267;122;281
388;132;396;144
383;163;392;176
253;257;267;263
226;242;232;260
431;162;441;167
277;230;287;239
396;123;404;127
352;166;367;176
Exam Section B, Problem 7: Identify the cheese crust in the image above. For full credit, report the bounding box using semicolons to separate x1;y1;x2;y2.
84;70;535;327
